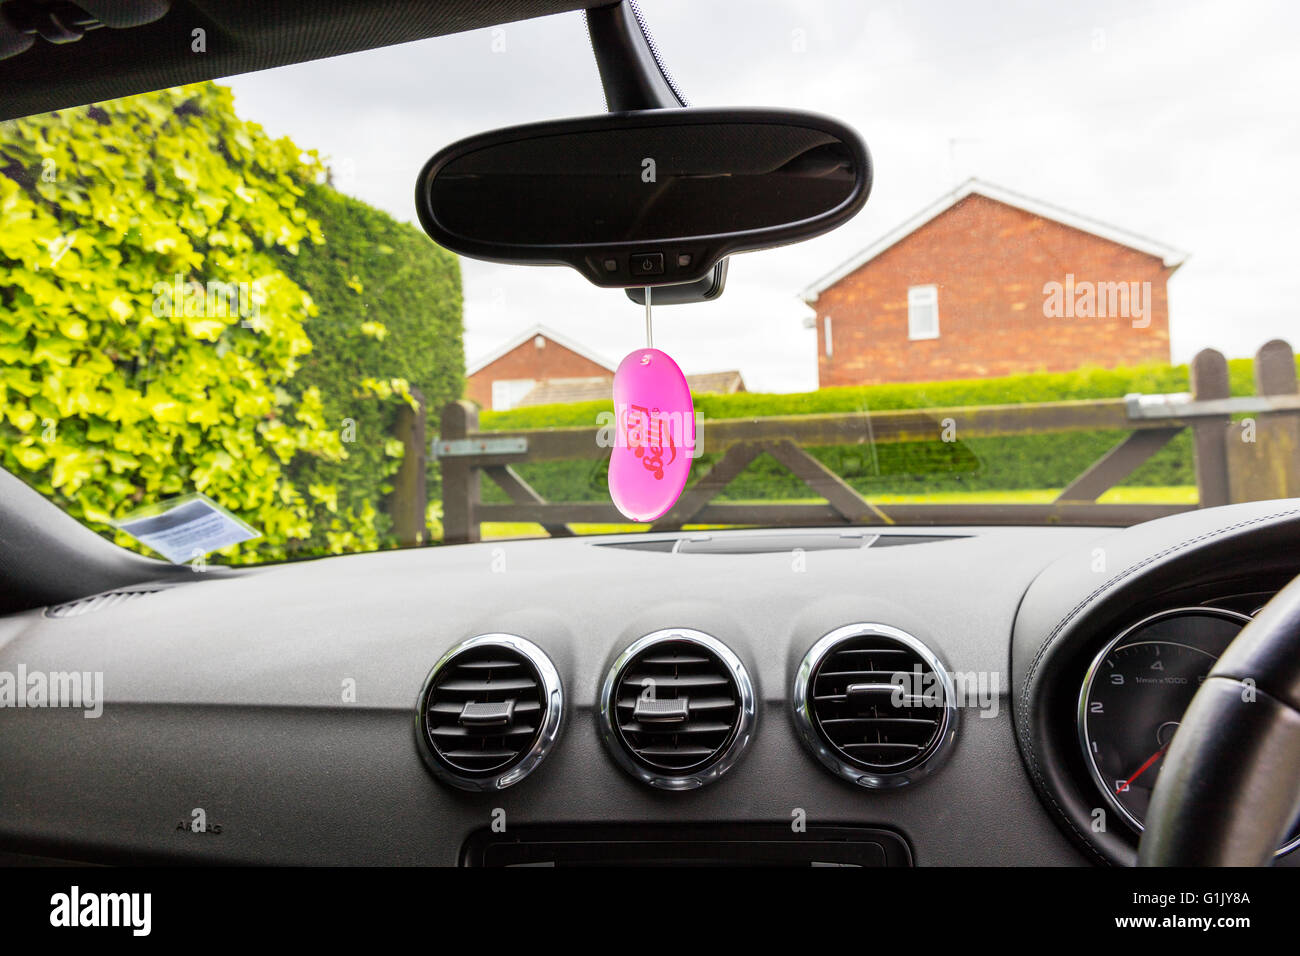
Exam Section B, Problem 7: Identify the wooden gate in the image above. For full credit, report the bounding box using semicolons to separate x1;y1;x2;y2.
421;342;1300;545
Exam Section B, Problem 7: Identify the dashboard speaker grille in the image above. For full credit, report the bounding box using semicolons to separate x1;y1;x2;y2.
809;634;946;773
422;644;545;776
612;637;742;774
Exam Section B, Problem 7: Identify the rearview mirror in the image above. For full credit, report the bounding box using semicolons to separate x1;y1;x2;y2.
415;107;871;289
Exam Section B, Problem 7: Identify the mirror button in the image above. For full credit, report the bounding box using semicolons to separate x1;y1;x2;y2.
630;252;664;277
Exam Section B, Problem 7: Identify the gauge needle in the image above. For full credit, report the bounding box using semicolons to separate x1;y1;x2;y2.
1117;744;1169;793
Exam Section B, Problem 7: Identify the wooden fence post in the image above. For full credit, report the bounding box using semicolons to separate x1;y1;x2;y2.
1190;348;1231;508
440;400;480;545
1227;339;1300;502
389;386;427;547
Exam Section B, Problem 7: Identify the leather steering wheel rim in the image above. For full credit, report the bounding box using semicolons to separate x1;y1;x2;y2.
1139;573;1300;866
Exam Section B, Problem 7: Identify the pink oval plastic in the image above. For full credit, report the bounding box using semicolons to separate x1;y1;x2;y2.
608;348;695;522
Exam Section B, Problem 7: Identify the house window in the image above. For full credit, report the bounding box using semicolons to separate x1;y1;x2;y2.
491;378;536;411
823;316;833;357
908;285;940;340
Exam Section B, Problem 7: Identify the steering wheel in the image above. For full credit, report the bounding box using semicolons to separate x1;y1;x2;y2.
1139;574;1300;865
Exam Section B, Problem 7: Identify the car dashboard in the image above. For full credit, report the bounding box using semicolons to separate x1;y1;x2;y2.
1;499;1298;866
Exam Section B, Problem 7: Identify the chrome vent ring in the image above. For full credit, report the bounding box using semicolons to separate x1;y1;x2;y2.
416;634;563;791
794;623;957;788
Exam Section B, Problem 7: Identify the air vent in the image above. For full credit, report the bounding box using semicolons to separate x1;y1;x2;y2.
45;585;169;618
416;634;563;791
794;624;956;788
600;629;755;790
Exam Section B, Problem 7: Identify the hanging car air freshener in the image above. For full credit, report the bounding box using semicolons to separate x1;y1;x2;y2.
608;289;695;522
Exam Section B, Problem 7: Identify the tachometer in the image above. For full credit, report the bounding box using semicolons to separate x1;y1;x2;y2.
1078;606;1299;856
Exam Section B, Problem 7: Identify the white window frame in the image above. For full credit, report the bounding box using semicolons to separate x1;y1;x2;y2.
907;285;940;340
823;315;833;358
491;378;536;411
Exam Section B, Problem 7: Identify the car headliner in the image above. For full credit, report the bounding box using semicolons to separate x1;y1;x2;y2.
0;0;604;121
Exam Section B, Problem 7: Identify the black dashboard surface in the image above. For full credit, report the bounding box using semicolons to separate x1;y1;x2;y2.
1;501;1296;865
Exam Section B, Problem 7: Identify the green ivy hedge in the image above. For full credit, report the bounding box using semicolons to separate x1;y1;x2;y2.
272;183;463;548
0;82;462;561
475;358;1293;502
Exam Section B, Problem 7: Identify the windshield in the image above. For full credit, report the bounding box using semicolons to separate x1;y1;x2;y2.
2;0;1297;565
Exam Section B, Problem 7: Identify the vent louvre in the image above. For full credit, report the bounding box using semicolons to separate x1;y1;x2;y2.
796;625;955;787
601;630;756;789
417;635;563;791
614;639;739;772
423;646;542;774
811;637;943;771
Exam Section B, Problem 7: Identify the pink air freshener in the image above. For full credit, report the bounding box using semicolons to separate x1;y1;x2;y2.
608;347;695;522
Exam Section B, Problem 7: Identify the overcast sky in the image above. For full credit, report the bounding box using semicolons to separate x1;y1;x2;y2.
223;0;1300;392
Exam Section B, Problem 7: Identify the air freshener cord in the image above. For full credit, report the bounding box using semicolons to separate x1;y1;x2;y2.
644;286;653;348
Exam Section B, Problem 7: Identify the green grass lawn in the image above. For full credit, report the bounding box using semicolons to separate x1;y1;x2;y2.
478;485;1198;539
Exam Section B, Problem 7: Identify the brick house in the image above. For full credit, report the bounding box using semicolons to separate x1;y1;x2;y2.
800;179;1186;387
465;325;614;410
465;324;745;409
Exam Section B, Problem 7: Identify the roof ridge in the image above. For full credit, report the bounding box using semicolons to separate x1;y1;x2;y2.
466;323;617;376
799;178;1188;304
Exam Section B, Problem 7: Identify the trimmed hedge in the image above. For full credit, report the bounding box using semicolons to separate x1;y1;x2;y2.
481;360;1272;430
272;184;463;548
475;358;1294;502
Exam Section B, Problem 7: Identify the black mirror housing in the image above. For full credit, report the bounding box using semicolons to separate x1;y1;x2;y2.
414;107;872;290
